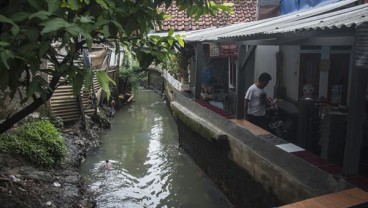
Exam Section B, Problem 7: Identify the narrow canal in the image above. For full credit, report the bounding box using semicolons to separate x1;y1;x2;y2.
80;89;233;208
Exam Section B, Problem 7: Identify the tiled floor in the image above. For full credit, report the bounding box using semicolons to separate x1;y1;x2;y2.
346;176;368;192
194;100;235;119
290;150;368;192
231;119;270;136
280;188;368;208
292;150;343;175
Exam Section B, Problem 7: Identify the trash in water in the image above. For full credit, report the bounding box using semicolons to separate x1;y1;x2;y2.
53;181;61;187
10;175;21;182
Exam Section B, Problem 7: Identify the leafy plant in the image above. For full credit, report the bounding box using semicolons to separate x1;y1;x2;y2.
161;50;192;81
0;118;67;168
161;53;181;75
0;0;231;134
48;115;64;129
119;46;147;94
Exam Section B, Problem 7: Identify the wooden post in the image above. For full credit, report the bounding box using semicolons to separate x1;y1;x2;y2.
343;23;368;176
236;45;257;119
236;45;247;119
77;93;86;128
195;44;204;99
343;67;367;176
147;71;151;88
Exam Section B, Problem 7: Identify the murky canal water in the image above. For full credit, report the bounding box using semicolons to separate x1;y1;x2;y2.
80;89;233;208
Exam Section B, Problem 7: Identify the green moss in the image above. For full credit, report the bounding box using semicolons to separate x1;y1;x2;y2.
172;105;220;141
0;118;67;168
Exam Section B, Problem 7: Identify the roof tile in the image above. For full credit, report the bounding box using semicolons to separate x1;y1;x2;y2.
157;0;257;32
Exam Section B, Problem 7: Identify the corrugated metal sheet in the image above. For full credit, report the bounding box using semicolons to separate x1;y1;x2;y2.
253;3;368;35
49;85;81;122
48;46;121;123
47;49;99;122
355;22;368;69
186;0;362;42
47;53;87;122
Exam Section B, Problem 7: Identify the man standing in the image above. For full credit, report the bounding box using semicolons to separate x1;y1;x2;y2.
244;73;272;130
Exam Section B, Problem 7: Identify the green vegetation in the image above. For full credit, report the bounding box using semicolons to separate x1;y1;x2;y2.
0;0;231;134
48;115;64;129
0;119;67;168
161;52;191;81
119;46;147;94
161;53;182;75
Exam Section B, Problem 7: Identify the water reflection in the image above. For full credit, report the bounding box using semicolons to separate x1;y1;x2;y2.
80;90;233;208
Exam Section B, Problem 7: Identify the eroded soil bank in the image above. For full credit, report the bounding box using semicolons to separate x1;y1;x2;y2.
0;74;162;208
0;116;108;208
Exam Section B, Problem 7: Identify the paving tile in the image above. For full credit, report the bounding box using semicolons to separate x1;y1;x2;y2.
280;188;368;208
195;100;235;119
318;164;343;175
231;119;270;136
302;156;331;167
346;176;368;192
292;150;320;160
291;152;368;190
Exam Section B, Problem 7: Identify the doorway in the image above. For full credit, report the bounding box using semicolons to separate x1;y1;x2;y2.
299;53;321;99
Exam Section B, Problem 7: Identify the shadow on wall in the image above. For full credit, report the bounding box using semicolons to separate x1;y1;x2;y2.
176;118;282;208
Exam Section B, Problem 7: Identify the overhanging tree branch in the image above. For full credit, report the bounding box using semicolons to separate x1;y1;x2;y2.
0;0;230;134
0;75;60;134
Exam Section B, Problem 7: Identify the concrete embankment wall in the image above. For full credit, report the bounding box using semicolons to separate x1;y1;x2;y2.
167;88;351;208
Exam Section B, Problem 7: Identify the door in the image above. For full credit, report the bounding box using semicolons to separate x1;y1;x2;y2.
299;53;321;99
328;53;350;105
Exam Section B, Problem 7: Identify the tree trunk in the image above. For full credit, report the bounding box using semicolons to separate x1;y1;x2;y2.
0;76;60;134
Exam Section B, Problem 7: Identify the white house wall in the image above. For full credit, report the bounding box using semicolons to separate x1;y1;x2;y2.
254;46;278;98
280;46;300;101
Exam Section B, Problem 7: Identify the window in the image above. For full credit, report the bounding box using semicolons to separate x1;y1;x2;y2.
299;53;321;99
298;46;352;104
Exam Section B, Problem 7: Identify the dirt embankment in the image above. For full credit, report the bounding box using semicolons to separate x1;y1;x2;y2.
0;78;148;208
0;116;110;208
